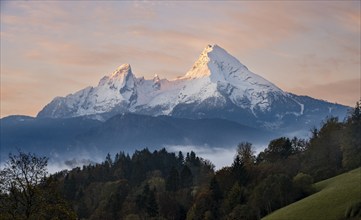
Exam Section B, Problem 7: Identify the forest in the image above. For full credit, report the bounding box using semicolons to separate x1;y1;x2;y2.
0;102;360;220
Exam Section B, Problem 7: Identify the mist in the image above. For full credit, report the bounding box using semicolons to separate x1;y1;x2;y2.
166;144;267;170
1;143;269;175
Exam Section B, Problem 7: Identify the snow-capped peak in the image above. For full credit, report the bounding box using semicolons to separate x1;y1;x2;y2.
153;74;160;81
182;44;247;79
110;63;132;78
98;63;134;87
38;44;307;124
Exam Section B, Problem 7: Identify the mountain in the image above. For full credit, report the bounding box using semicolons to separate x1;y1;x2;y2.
81;113;275;148
0;115;101;161
37;44;349;134
0;114;276;161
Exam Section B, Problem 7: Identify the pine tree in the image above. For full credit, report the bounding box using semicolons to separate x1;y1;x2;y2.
178;151;184;164
147;189;158;217
342;101;361;169
180;165;193;188
166;167;180;192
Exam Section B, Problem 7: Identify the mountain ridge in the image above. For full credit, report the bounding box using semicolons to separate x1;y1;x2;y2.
37;44;349;133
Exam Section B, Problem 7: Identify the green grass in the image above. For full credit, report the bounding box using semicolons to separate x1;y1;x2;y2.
262;167;361;220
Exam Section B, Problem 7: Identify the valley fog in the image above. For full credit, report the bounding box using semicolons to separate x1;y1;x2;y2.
44;144;268;174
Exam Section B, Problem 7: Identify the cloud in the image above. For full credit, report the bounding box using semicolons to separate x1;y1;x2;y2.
24;41;123;66
287;78;361;107
0;67;90;117
21;39;184;79
225;2;309;47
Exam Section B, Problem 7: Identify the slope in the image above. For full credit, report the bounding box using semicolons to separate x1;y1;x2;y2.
262;167;361;220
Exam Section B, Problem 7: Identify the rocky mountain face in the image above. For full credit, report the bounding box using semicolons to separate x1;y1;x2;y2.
37;44;349;133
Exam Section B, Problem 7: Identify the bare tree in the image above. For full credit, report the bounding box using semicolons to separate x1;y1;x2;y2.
0;151;48;219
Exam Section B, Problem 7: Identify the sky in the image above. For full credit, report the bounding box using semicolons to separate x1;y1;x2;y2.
1;1;360;118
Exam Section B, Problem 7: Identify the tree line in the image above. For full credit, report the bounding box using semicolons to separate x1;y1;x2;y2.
1;101;360;220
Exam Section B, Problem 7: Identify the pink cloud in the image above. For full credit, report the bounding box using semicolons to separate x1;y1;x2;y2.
286;78;360;107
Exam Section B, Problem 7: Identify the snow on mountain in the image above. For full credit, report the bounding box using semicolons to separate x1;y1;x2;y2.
182;44;288;111
37;44;349;131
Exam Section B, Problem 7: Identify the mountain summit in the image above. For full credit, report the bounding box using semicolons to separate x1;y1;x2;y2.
37;44;348;133
183;44;247;79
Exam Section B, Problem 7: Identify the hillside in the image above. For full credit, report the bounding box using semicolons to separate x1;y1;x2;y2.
263;167;361;220
1;103;359;220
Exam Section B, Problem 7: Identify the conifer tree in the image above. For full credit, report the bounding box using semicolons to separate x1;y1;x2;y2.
166;167;180;192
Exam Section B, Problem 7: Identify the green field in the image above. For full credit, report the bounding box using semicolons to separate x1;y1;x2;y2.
262;168;361;220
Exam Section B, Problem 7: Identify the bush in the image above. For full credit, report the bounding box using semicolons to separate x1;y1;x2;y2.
293;172;314;199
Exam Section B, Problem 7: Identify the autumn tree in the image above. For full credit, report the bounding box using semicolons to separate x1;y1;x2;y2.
231;142;256;185
261;137;293;163
236;142;256;168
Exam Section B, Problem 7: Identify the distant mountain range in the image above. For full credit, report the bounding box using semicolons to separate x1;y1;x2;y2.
37;44;348;132
1;44;350;161
0;113;276;161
